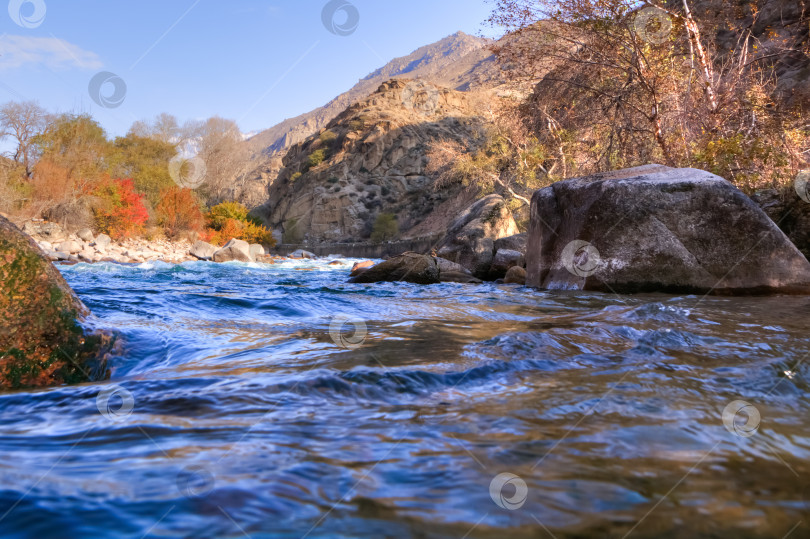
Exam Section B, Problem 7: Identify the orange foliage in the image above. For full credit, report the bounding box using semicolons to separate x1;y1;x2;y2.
207;218;243;246
155;186;205;238
31;158;74;209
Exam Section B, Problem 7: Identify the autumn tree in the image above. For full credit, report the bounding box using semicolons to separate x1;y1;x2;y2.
426;98;548;207
186;116;250;205
107;133;177;206
155;186;205;238
488;0;809;189
31;114;110;223
129;112;182;144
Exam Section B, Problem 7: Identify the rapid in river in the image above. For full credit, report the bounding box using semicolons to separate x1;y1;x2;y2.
1;258;808;538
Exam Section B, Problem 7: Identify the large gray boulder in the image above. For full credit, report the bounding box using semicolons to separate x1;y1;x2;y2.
57;240;83;254
437;194;519;279
77;228;94;243
190;240;218;261
526;165;810;294
249;244;266;258
0;216;110;389
93;234;112;250
213;239;254;263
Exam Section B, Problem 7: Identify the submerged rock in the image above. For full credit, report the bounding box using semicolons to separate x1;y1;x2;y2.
526;165;810;294
437;194;519;279
504;266;527;285
349;253;483;285
350;260;375;276
349;252;440;284
0;216;110;389
290;249;317;260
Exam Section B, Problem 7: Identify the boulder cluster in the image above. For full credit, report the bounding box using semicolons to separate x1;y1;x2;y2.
349;194;529;285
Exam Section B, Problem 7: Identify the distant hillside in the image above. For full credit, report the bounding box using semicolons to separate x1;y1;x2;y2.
258;79;485;243
236;31;503;206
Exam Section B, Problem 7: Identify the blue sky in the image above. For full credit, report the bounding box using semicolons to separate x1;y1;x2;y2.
0;0;496;140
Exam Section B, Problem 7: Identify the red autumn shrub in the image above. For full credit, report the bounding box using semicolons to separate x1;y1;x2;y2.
155;186;205;238
92;178;149;239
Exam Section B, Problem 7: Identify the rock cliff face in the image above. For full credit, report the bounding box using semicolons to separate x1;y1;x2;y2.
0;216;110;389
260;79;485;243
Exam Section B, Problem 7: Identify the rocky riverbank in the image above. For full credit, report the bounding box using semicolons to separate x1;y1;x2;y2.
20;220;281;265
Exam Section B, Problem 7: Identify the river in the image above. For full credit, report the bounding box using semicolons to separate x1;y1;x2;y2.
1;258;808;538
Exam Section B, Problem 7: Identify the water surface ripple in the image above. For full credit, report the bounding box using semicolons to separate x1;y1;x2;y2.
1;259;808;538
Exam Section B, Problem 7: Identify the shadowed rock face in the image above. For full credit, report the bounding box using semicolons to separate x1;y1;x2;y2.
526;165;810;295
437;194;520;279
0;216;110;389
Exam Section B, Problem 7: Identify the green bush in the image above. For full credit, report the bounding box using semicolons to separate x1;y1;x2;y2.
290;171;303;183
206;201;250;229
370;213;398;243
206;201;275;247
306;149;328;169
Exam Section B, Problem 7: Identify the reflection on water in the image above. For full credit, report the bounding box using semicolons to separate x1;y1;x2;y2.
0;258;808;538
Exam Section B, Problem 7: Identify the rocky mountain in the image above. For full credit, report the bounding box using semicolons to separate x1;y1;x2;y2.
237;32;502;206
257;79;487;243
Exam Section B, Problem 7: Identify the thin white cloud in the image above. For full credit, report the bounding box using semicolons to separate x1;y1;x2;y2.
0;34;103;71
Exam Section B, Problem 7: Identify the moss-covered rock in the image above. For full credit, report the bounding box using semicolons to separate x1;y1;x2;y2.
0;216;110;389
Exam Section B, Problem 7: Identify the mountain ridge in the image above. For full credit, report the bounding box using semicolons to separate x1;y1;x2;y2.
236;31;502;206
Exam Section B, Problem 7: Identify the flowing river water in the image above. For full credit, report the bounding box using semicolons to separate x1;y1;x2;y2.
1;258;809;538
